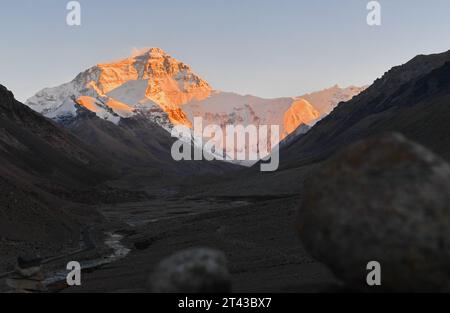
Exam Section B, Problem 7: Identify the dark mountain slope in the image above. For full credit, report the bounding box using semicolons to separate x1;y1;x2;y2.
0;85;116;189
63;107;241;191
0;84;238;271
63;110;173;173
0;85;115;271
279;50;450;169
189;51;450;198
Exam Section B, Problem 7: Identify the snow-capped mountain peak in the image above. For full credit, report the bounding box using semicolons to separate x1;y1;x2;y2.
27;47;212;128
26;48;364;165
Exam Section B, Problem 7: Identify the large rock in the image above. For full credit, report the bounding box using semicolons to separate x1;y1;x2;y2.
148;248;231;293
297;133;450;292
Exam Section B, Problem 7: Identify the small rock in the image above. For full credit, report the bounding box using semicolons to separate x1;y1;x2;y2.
17;255;42;269
148;248;231;293
297;133;450;292
134;238;156;250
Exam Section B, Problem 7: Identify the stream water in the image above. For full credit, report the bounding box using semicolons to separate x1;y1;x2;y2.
43;232;130;287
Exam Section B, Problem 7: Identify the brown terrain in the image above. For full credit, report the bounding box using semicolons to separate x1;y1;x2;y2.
1;50;450;292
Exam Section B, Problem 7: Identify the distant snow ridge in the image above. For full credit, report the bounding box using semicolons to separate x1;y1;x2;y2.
26;48;364;164
300;84;367;116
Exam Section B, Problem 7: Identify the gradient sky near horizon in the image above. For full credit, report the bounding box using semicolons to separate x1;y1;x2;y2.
1;0;450;102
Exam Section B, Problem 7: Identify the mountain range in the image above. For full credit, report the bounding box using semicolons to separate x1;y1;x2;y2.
185;49;450;198
26;48;364;162
278;50;450;170
0;49;364;272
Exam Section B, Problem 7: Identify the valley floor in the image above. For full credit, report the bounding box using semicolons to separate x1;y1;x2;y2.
62;196;338;293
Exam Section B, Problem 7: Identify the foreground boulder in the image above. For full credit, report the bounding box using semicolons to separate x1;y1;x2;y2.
148;248;231;293
297;133;450;292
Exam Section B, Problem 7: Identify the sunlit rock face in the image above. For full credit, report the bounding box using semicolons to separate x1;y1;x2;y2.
91;48;212;126
283;99;320;137
26;48;212;128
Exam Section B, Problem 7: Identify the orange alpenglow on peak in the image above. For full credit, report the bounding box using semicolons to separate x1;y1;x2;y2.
82;47;212;127
282;99;320;138
105;99;134;117
93;47;212;96
76;96;100;113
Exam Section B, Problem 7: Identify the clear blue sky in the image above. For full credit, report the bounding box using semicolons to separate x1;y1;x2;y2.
1;0;450;102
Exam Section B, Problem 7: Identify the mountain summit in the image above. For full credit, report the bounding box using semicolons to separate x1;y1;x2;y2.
27;48;212;128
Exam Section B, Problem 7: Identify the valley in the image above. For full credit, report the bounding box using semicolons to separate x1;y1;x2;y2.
60;193;339;293
0;185;338;293
1;47;449;293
